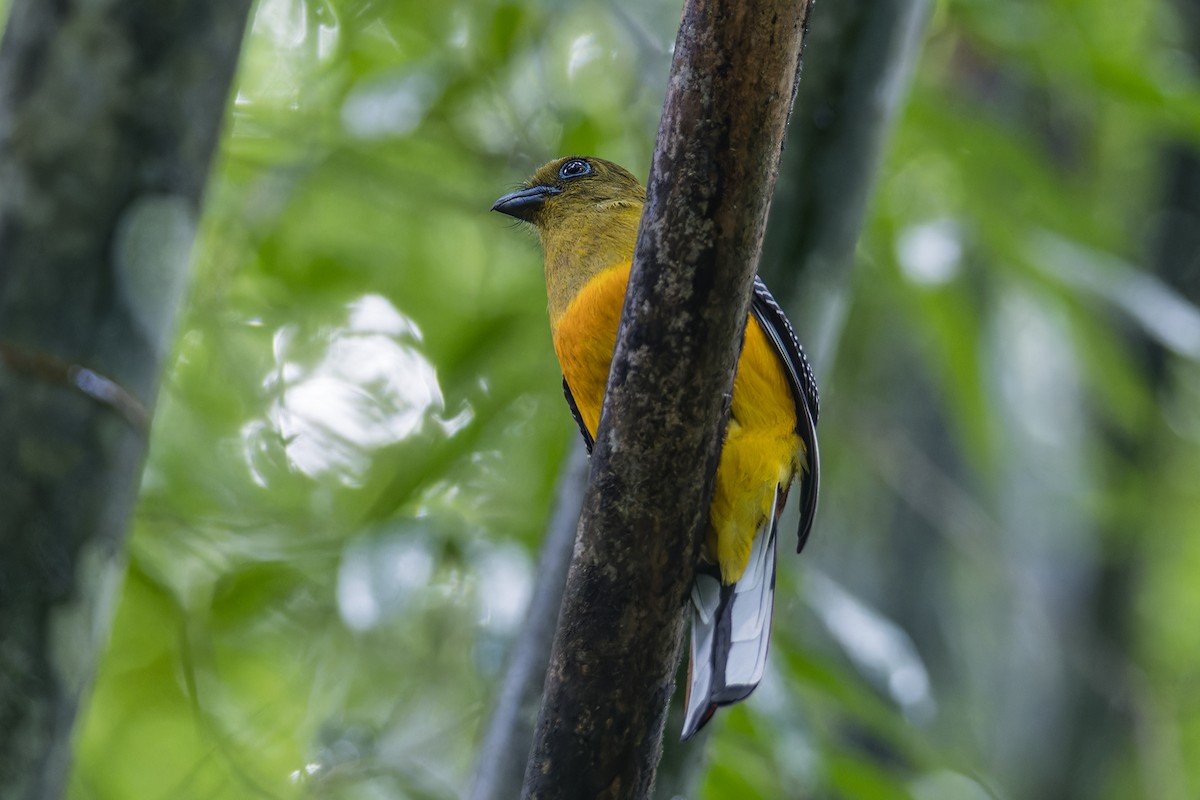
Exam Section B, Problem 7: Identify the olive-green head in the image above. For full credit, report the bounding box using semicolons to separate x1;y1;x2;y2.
491;156;646;230
492;156;646;326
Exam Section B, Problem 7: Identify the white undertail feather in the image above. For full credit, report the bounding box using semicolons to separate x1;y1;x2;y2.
682;486;781;739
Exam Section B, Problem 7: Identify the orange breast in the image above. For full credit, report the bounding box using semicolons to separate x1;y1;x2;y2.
551;262;631;438
551;263;802;582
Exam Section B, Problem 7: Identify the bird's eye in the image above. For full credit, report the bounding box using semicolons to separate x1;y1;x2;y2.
559;159;592;180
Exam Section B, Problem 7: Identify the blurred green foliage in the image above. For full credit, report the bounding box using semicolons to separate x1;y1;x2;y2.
0;0;1189;797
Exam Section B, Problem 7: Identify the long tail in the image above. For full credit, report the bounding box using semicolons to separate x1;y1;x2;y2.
681;485;781;740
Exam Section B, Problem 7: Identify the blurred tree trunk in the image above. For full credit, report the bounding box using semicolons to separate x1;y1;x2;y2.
1064;108;1200;800
1150;0;1200;309
1050;139;1200;800
469;445;587;800
761;0;929;366
1051;0;1200;795
519;0;813;797
0;2;252;797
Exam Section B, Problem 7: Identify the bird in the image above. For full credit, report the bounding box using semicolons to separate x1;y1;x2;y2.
492;156;819;739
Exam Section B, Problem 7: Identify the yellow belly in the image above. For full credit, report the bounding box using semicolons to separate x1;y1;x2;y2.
552;262;802;583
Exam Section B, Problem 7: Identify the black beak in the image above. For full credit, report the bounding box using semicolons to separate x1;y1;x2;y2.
491;185;561;222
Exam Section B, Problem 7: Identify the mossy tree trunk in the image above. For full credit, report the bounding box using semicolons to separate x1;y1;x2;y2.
0;2;253;797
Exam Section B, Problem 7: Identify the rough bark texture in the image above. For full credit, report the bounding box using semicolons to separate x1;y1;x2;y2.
520;1;814;798
0;1;252;797
469;445;588;800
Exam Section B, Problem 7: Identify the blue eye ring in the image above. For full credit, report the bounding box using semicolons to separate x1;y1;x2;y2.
559;159;592;180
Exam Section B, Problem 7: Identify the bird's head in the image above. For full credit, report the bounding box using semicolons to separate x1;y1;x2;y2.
493;156;646;327
491;156;646;231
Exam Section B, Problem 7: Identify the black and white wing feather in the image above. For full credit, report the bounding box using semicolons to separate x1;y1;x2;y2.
750;276;820;553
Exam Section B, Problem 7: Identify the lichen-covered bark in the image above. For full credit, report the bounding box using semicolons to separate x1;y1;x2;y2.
520;1;814;798
0;2;252;796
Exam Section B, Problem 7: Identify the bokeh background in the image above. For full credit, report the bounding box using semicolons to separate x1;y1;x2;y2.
3;0;1195;796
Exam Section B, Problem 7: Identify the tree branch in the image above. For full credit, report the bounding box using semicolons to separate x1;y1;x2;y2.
652;5;930;793
0;1;252;795
521;1;814;797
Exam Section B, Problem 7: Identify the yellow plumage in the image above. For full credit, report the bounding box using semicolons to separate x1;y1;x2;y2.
492;155;818;737
552;258;800;582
